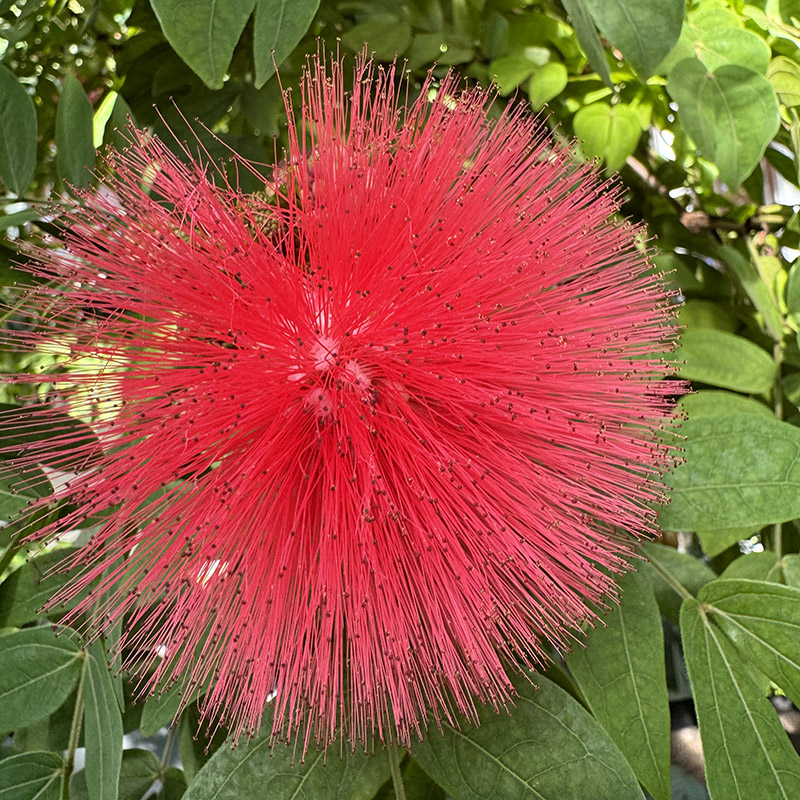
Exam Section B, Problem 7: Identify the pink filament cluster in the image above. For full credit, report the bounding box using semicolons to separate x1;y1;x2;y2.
1;56;680;748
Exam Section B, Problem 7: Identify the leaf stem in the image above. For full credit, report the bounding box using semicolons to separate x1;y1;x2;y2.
63;653;88;800
387;745;407;800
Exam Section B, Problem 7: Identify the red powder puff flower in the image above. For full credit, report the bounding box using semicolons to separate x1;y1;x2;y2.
1;55;679;748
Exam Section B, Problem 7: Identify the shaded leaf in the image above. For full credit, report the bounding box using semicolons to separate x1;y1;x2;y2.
0;547;77;627
0;65;37;195
84;642;123;800
560;0;613;88
413;676;643;800
700;579;800;707
527;62;568;110
55;74;95;188
721;551;781;582
184;724;392;799
582;0;685;79
0;751;64;800
253;0;321;88
680;598;800;799
140;680;184;736
0;626;82;733
150;0;256;89
567;570;670;800
640;542;716;625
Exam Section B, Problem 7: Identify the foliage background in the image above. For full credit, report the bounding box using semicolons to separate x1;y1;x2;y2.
3;0;800;798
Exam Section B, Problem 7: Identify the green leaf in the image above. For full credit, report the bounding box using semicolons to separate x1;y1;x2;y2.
341;18;413;61
718;245;784;342
680;598;800;799
183;727;392;799
162;767;189;800
581;0;685;79
0;460;52;521
69;749;161;800
679;298;736;332
0;626;82;733
375;758;445;800
663;415;800;530
0;403;103;471
783;554;800;588
678;390;773;420
667;58;780;187
84;642;123;800
721;551;781;582
567;570;670;800
769;55;800;106
412;676;643;800
673;329;777;393
640;542;715;625
0;548;77;627
696;527;758;557
55;74;95;188
691;28;770;74
560;0;613;89
700;579;800;707
0;65;37;195
527;62;568;110
150;0;256;89
0;751;64;800
140;681;185;736
573;102;641;171
253;0;321;88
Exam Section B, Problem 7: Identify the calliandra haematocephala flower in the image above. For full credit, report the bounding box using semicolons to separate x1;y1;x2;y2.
0;54;681;750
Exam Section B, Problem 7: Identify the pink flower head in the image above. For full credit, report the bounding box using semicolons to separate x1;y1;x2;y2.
2;55;679;748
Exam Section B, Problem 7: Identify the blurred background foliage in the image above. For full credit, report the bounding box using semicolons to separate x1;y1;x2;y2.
6;1;800;799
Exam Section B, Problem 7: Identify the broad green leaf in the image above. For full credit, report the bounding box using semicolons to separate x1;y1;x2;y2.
560;0;613;88
696;527;758;557
150;0;256;89
718;245;783;342
84;642;123;800
700;579;800;707
140;680;184;736
678;390;772;420
0;65;37;195
55;74;95;188
678;299;736;332
489;55;540;96
341;18;413;61
184;725;392;799
0;460;52;521
527;62;568;109
413;676;643;800
0;751;64;800
253;0;321;88
667;58;780;187
663;415;800;530
721;551;781;582
640;542;716;625
0;626;82;732
769;56;800;106
680;598;800;799
567;570;670;800
581;0;685;79
573;102;641;171
690;28;770;74
0;548;77;627
673;329;776;393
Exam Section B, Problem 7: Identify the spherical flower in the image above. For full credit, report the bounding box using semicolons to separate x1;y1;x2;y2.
1;55;679;748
